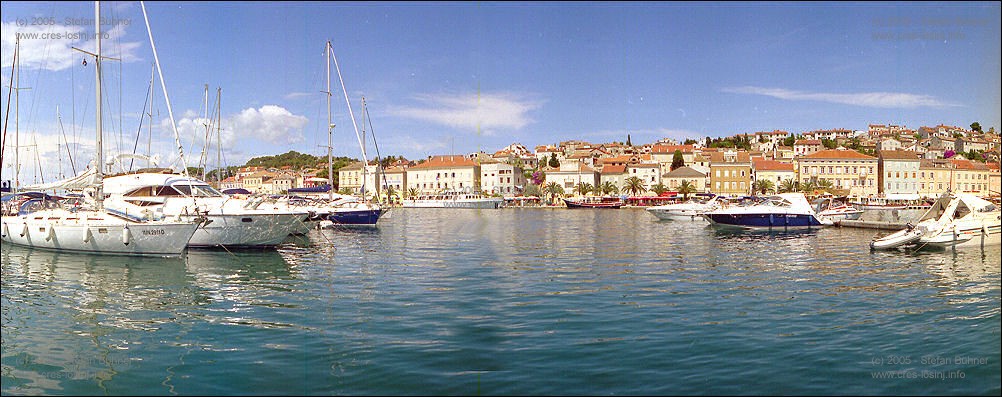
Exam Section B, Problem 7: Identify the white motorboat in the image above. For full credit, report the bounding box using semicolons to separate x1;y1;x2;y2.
102;171;309;248
702;193;827;229
870;193;1001;250
814;196;863;223
646;193;720;221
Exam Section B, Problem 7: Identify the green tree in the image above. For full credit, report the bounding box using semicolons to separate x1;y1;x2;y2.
650;183;668;196
381;186;398;204
778;179;798;193
574;182;594;197
800;180;816;194
965;150;984;162
971;122;982;133
677;180;696;200
407;187;419;198
623;176;647;196
544;182;564;204
752;179;775;195
671;149;685;171
626;134;632;146
783;135;796;147
815;178;835;193
821;138;837;149
683;138;698;145
548;153;560;168
600;181;620;196
524;184;542;197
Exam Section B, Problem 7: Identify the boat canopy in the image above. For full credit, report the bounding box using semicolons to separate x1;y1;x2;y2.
22;167;99;192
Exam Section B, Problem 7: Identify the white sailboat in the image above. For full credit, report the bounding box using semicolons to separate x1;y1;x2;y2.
1;1;199;256
85;1;311;248
287;40;385;228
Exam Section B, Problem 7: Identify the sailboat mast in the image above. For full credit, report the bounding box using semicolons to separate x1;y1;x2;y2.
216;87;222;186
201;83;209;180
94;0;104;209
326;41;334;201
15;37;20;194
329;44;367;167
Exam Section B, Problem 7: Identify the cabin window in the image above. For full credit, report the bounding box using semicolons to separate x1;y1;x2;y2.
155;186;183;196
125;186;156;197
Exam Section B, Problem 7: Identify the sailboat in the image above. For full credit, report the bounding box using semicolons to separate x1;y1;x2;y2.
96;7;310;248
293;41;385;228
1;1;199;256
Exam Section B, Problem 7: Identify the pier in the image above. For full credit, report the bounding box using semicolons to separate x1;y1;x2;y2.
833;208;926;230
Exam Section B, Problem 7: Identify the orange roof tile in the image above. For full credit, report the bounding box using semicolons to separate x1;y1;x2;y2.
752;159;794;171
802;150;876;160
602;164;627;174
410;155;478;170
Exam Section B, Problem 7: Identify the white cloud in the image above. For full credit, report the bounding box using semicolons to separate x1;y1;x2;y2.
721;86;958;108
388;92;543;135
160;105;309;168
1;22;142;71
284;91;316;100
231;105;309;144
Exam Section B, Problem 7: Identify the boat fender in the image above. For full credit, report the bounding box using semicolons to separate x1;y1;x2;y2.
122;225;131;245
20;222;29;238
1;222;8;238
45;225;55;241
83;227;92;243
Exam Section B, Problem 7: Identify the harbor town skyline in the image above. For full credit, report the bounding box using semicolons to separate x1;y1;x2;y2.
1;1;999;183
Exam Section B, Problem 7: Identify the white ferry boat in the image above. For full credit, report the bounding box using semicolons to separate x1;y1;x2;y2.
402;191;503;209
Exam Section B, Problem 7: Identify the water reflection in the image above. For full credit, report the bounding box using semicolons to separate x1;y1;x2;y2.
3;209;999;396
1;244;197;394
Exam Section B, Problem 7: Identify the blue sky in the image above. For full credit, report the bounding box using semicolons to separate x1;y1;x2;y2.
2;1;1000;183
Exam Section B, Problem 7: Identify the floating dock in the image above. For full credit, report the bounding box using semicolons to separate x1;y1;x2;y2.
834;219;907;230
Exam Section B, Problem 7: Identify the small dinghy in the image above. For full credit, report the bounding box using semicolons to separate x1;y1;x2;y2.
870;224;924;250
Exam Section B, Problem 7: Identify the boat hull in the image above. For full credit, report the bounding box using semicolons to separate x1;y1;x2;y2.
920;224;1002;248
402;199;503;209
646;208;706;221
1;213;198;257
705;213;824;228
870;228;924;250
327;208;385;226
565;202;622;209
186;212;307;248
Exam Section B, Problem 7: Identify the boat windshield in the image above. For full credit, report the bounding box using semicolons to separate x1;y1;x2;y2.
172;184;224;197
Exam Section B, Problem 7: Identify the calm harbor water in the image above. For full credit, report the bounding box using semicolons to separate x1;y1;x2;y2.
2;208;999;395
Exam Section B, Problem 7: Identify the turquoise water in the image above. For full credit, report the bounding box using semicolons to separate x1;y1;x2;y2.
2;208;999;395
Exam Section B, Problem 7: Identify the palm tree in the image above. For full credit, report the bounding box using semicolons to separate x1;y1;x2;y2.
544;181;564;204
600;181;619;196
800;180;817;194
677;179;696;200
407;187;419;198
623;176;647;196
752;179;774;195
650;183;668;197
574;182;594;197
815;178;834;193
778;179;797;193
381;185;397;204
